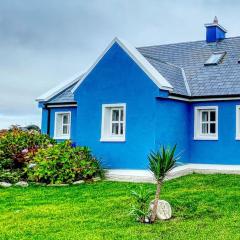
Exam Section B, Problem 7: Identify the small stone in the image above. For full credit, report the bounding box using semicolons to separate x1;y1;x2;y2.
93;177;101;182
150;200;172;220
15;181;29;187
72;180;85;185
0;182;12;188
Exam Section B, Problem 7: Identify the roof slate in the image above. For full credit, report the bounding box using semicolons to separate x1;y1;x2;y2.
138;37;240;97
46;36;240;103
47;82;77;104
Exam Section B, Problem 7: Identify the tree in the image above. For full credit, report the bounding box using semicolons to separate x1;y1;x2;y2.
148;145;178;223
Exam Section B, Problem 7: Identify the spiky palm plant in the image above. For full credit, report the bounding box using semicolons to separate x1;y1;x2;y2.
149;145;178;223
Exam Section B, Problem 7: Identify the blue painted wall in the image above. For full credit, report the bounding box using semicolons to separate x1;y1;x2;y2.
190;101;240;164
155;98;190;163
41;107;77;142
41;107;48;134
74;42;161;169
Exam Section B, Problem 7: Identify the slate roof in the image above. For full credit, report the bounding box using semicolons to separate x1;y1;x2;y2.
138;36;240;97
46;36;240;103
47;81;78;104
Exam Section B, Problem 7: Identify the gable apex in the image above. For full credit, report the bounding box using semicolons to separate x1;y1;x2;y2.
71;37;173;93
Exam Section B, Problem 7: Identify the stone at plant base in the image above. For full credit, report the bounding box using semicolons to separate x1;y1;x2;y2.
15;181;29;187
72;180;85;185
0;182;12;188
150;200;172;220
93;177;101;182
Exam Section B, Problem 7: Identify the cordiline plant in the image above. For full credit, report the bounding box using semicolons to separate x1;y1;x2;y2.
149;145;178;223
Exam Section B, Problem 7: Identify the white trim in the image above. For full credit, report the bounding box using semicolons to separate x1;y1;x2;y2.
204;23;227;33
236;105;240;140
54;111;71;140
168;96;240;102
194;106;218;141
36;72;84;102
106;164;240;183
47;104;77;108
71;37;173;93
100;103;126;142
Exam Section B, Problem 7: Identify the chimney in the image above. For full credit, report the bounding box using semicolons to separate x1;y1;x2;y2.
205;17;227;43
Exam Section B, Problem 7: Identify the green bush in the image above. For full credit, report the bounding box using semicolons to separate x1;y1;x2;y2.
0;126;56;169
27;141;104;184
0;169;23;183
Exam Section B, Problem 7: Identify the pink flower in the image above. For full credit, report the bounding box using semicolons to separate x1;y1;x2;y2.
22;149;28;154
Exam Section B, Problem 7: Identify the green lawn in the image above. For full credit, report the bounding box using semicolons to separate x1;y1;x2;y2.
0;174;240;240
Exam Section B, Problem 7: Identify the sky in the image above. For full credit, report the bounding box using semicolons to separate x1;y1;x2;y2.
0;0;239;129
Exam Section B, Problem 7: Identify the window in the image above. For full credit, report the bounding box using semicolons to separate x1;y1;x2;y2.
54;112;71;139
236;106;240;140
204;52;225;65
194;106;218;140
101;104;126;142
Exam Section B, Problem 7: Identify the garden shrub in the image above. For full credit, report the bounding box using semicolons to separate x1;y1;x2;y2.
0;169;23;183
0;126;56;169
27;141;104;184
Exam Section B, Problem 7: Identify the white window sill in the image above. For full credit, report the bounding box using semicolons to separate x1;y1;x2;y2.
236;136;240;140
194;136;218;141
54;135;70;140
100;137;126;142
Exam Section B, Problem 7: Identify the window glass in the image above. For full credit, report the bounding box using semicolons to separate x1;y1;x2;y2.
210;111;216;121
63;115;69;124
202;112;208;122
205;52;225;65
112;110;119;121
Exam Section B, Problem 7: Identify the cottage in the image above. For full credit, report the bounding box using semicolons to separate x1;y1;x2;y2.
37;18;240;169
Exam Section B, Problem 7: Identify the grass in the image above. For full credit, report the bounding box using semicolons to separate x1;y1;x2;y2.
0;174;240;240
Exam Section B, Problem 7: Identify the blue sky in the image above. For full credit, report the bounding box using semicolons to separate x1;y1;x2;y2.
0;0;239;129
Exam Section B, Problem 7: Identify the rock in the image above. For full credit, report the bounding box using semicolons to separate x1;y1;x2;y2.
0;182;12;188
93;177;101;182
72;180;85;185
150;200;172;220
15;181;29;187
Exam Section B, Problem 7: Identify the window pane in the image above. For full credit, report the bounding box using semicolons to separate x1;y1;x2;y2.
112;110;119;121
63;125;69;134
63;114;69;124
202;123;208;134
112;123;119;135
210;111;216;121
120;109;124;121
210;123;216;134
202;111;208;122
120;123;123;135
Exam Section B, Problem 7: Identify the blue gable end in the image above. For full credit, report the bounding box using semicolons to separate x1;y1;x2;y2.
74;42;165;169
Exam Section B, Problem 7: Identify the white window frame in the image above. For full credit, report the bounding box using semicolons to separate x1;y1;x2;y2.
54;111;71;139
194;106;218;140
236;105;240;140
100;103;126;142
